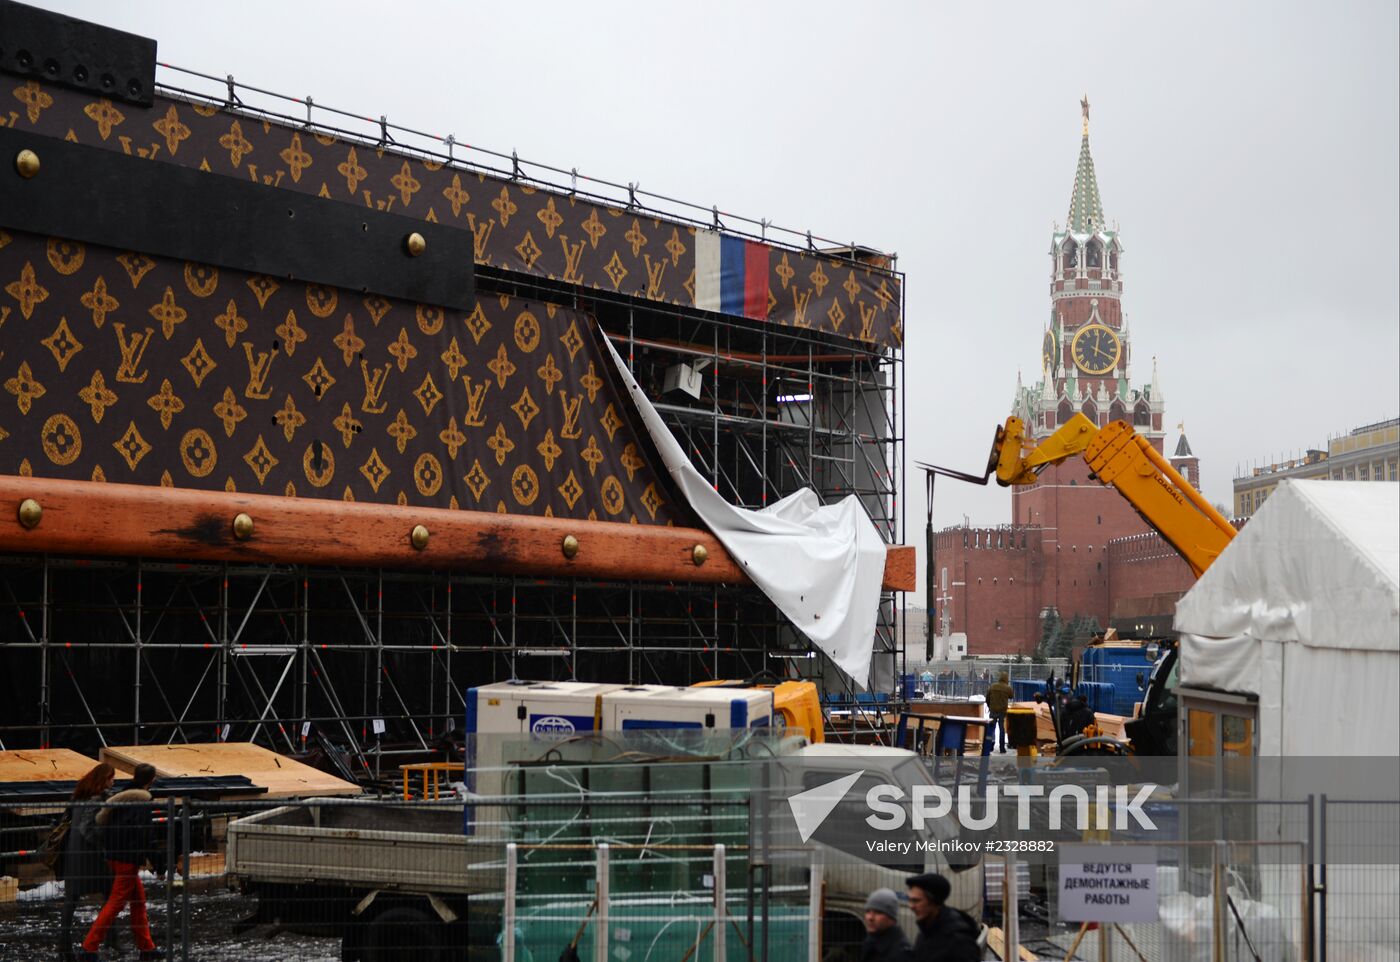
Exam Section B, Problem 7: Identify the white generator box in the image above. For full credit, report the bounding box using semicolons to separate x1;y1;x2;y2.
464;681;774;738
465;680;621;738
463;680;623;818
462;681;773;833
601;685;773;731
662;362;703;400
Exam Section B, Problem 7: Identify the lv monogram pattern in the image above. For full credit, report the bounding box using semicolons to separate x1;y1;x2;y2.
2;79;903;348
0;228;679;524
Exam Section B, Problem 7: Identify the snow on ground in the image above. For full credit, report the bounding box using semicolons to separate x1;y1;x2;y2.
15;879;63;901
0;884;341;962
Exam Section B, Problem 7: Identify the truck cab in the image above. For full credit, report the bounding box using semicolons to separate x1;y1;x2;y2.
793;743;985;953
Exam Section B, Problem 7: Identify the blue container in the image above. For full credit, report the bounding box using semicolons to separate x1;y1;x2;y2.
1012;679;1046;703
900;673;918;699
1075;681;1116;713
1078;645;1155;714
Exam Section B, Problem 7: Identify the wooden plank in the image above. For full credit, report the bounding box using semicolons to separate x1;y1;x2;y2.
0;476;914;591
0;748;101;783
985;926;1007;960
182;852;225;878
909;700;985;719
100;743;360;799
1092;712;1128;741
985;926;1039;961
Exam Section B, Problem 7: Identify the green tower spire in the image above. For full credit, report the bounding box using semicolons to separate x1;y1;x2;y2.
1067;95;1105;233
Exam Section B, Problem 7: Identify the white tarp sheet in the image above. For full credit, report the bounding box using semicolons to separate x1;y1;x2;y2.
1175;480;1400;756
602;335;886;684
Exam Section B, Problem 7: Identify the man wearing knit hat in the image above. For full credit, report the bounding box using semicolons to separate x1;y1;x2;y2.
859;887;912;961
905;873;981;962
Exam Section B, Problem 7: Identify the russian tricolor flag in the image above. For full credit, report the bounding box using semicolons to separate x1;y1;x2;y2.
695;230;769;320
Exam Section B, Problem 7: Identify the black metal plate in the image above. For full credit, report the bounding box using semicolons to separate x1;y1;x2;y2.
0;775;268;805
0;124;475;311
0;0;157;107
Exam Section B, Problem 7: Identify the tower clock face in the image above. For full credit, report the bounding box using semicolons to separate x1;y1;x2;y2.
1071;323;1122;375
1042;331;1056;370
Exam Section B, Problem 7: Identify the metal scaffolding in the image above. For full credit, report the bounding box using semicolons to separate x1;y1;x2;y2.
494;267;907;702
1;557;806;766
0;67;906;760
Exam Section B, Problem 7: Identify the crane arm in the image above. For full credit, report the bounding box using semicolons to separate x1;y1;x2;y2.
990;413;1236;578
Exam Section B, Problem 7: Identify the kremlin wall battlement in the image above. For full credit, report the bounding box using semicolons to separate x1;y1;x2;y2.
934;527;1038;552
930;523;1197;655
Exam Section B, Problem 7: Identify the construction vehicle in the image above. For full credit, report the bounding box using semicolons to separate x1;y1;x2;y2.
987;414;1235;577
919;413;1238;756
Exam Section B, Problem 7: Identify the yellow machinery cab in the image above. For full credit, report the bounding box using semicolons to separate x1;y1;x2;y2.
691;678;825;744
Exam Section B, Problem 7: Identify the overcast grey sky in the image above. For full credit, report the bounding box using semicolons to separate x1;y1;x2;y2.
40;1;1400;592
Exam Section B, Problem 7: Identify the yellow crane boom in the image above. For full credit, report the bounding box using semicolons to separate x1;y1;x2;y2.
990;413;1236;577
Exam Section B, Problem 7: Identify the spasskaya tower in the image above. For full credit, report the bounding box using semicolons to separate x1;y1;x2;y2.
929;100;1201;657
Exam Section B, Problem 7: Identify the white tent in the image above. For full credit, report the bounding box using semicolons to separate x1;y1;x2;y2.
1174;479;1400;756
1175;481;1400;961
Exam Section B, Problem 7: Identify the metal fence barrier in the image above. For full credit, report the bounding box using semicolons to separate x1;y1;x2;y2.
1317;798;1400;962
1009;840;1309;962
906;659;1071;701
2;793;1396;960
0;793;819;962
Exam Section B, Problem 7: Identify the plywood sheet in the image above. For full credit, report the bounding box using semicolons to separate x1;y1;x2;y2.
909;700;985;719
100;743;360;799
1093;712;1128;741
986;926;1038;961
0;748;102;783
183;852;226;878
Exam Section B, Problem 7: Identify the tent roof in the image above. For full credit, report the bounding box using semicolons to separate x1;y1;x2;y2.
1174;480;1399;652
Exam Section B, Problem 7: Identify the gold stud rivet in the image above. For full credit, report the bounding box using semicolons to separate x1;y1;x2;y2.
17;498;42;530
561;534;579;560
692;544;708;566
15;149;40;179
405;232;426;257
410;524;430;550
232;512;254;540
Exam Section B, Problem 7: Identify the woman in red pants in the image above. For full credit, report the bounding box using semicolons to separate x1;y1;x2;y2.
58;762;122;960
79;763;164;962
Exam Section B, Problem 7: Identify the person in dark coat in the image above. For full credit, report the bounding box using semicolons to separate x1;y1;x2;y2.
905;873;981;962
79;763;164;962
860;888;912;961
984;673;1014;753
58;762;121;961
1060;696;1097;741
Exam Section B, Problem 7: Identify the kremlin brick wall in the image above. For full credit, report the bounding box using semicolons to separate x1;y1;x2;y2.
1106;533;1195;607
931;526;1044;654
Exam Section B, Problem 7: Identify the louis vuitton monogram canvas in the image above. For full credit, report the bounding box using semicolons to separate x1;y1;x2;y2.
0;228;681;524
3;78;903;348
